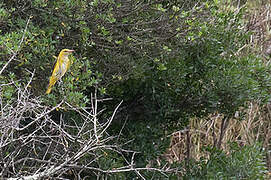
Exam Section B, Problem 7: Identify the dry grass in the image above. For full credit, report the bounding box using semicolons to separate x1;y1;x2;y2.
246;1;271;56
166;103;271;164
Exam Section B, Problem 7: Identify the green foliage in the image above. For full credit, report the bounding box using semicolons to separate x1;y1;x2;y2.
2;0;268;117
0;72;17;105
109;2;271;123
185;143;268;179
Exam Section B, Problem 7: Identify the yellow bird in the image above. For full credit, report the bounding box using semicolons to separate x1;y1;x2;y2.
46;49;74;94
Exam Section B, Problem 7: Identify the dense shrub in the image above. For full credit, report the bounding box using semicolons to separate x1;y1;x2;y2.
1;0;271;178
185;143;268;179
1;0;270;115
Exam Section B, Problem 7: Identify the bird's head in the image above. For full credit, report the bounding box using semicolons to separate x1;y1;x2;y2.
59;49;74;58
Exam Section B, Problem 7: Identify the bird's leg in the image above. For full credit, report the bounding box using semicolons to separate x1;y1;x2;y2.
58;78;63;85
58;78;65;93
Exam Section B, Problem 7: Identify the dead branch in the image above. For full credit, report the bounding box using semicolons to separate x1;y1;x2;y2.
0;72;175;179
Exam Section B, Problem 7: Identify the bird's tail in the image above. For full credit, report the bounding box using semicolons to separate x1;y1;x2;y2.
46;75;57;94
46;87;52;94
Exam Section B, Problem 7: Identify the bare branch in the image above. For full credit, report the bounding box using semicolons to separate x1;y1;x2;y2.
0;72;174;180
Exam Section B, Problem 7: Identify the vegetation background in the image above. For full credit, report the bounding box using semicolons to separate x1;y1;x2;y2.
1;0;271;179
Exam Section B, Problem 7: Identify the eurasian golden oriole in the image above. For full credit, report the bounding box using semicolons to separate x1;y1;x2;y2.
46;49;74;94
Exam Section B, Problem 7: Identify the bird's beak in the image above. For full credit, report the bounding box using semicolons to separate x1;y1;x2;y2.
67;49;74;53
